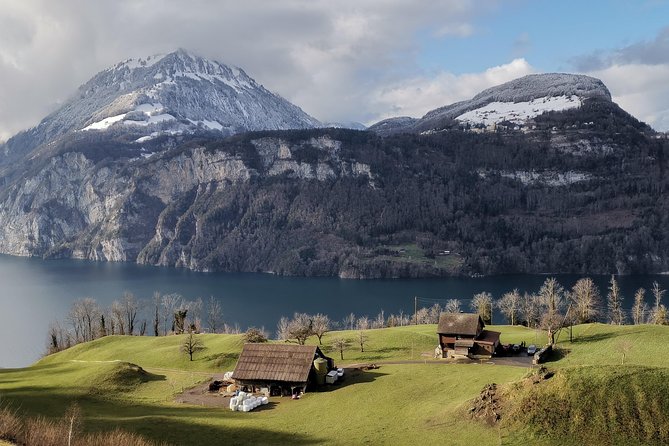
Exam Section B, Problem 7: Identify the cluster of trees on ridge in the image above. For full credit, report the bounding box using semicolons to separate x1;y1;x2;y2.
48;276;667;361
47;292;229;356
271;276;668;357
465;276;668;344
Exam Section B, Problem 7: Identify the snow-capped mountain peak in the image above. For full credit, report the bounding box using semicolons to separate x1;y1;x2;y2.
1;49;320;162
422;73;610;127
370;73;616;135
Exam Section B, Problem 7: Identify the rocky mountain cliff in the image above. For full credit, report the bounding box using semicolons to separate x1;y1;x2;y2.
0;68;667;278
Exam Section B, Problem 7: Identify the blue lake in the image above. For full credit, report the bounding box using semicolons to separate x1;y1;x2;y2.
1;253;668;367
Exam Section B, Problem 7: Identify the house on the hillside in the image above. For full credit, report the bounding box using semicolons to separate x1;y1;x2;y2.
232;344;335;396
436;313;501;358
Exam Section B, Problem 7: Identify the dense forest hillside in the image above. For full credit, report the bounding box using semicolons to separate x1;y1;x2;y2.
0;94;667;277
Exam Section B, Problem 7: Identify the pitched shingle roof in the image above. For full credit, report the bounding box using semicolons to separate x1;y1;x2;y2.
437;313;483;336
475;330;501;346
232;343;318;383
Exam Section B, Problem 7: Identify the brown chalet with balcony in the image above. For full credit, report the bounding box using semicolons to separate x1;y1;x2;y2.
437;313;501;358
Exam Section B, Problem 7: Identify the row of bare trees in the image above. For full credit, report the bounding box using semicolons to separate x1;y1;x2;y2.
272;277;667;349
48;292;228;354
469;277;668;344
275;313;369;360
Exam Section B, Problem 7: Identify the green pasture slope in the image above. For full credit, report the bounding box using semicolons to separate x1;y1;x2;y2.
0;324;668;445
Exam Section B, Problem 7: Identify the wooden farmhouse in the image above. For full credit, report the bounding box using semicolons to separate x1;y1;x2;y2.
437;313;501;358
232;344;335;396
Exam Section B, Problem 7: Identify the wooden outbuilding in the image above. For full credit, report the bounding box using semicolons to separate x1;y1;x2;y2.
232;343;334;396
437;313;501;358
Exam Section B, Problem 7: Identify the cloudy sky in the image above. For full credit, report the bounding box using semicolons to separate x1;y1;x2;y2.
1;0;669;141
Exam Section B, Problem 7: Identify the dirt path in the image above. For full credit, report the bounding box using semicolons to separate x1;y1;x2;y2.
174;375;232;407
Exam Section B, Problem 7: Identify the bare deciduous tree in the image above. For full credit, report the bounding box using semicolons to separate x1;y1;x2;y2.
415;307;430;324
651;282;667;325
428;304;442;324
471;292;493;324
374;310;385;329
181;331;205;361
343;313;356;331
356;316;370;331
224;323;241;334
68;298;101;343
121;291;139;335
289;313;314;344
312;314;330;344
571;278;601;323
520;292;540;327
357;331;369;352
277;313;314;344
444;299;461;313
538;277;565;344
206;296;223;333
607;276;625;325
188;297;203;332
632;288;647;325
111;301;126;336
332;338;351;360
161;293;182;335
276;316;291;341
498;289;521;325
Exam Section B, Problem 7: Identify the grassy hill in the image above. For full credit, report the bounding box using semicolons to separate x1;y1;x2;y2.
0;323;668;445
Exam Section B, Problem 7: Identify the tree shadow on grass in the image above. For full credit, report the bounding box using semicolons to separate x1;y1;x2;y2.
201;352;239;368
0;387;323;445
352;346;407;361
313;369;388;393
541;347;570;363
566;328;644;344
251;401;278;412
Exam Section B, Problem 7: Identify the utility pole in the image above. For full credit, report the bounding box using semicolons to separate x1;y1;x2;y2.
414;296;418;325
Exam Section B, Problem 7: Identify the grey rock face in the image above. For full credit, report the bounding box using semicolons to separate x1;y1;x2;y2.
0;134;372;266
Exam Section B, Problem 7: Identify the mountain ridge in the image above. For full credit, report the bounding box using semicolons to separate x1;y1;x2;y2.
0;60;666;278
0;49;320;167
369;73;620;135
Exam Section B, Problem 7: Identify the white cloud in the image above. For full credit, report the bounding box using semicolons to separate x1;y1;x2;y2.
0;0;495;140
371;58;536;121
588;63;669;130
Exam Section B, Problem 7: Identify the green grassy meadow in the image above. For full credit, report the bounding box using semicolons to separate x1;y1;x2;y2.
0;323;668;445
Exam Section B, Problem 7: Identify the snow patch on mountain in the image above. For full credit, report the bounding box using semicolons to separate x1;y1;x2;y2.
82;113;127;131
117;54;166;70
187;119;224;131
82;102;176;131
456;95;582;126
424;73;609;121
478;169;593;186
